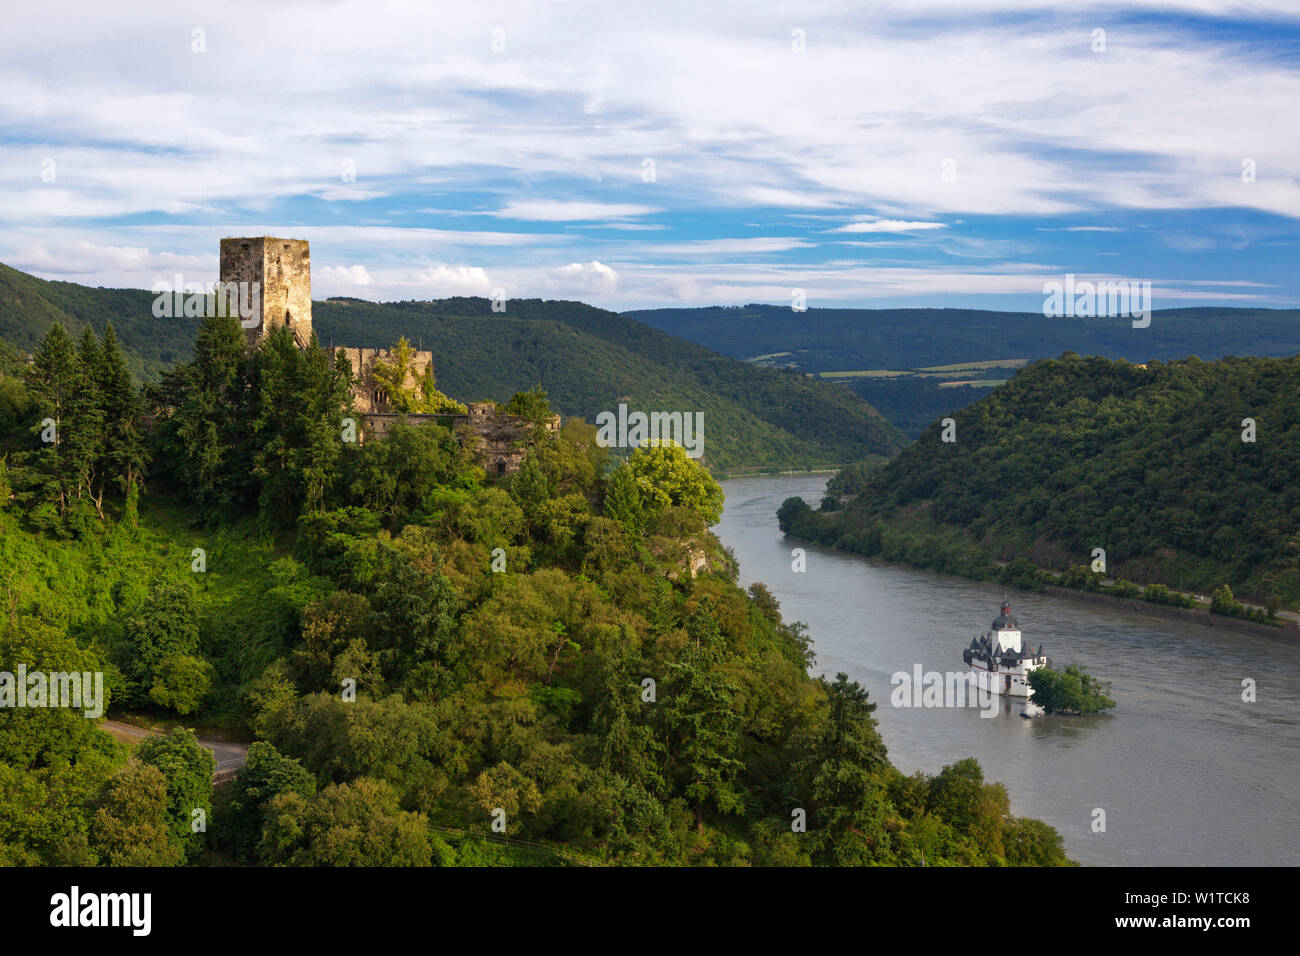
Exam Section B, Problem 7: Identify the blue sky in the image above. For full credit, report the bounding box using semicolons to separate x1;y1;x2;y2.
2;0;1298;312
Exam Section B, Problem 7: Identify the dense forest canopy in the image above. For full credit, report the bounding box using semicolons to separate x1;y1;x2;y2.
781;352;1300;608
0;264;905;471
0;314;1070;867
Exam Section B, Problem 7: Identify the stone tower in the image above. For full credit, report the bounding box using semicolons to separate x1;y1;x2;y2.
219;237;313;348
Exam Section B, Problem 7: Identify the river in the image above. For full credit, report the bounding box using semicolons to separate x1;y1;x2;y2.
715;473;1300;866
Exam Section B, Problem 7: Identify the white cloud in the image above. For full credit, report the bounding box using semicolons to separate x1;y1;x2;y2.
413;265;494;296
830;220;948;234
644;237;812;256
490;201;661;222
2;1;1296;229
544;260;619;296
319;264;373;286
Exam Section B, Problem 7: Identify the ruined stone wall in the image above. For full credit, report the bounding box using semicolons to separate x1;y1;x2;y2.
332;346;435;413
358;404;560;476
219;237;312;349
458;404;561;476
213;237;555;477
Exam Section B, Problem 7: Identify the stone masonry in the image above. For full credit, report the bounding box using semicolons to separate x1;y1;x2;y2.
219;237;314;349
219;237;556;475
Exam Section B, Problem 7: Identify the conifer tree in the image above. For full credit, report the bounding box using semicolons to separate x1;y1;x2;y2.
168;311;250;520
25;323;78;514
67;328;105;515
98;323;149;508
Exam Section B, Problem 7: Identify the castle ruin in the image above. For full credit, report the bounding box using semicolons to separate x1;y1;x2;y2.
220;237;313;349
219;237;557;475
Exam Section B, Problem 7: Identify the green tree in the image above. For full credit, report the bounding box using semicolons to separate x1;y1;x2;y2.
162;310;252;521
66;327;106;516
90;762;184;867
510;453;550;515
661;640;744;832
222;741;316;861
804;672;891;864
504;383;552;424
625;444;723;526
97;323;149;503
603;459;650;536
1003;815;1070;866
1027;664;1116;714
258;777;432;866
23;323;79;515
147;653;213;715
118;580;206;710
136;727;215;862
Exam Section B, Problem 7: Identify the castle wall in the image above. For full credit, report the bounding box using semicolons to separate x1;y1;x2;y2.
332;346;435;414
214;237;555;477
359;405;560;476
219;237;312;348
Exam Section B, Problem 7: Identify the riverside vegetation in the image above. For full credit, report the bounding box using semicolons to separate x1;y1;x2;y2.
779;351;1300;615
0;313;1069;867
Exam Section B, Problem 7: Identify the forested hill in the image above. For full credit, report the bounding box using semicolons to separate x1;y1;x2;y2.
780;352;1300;608
625;303;1300;372
314;296;905;470
0;265;905;470
625;303;1300;443
0;312;1071;867
0;263;196;382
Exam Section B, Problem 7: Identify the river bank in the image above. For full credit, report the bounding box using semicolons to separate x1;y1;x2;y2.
715;473;1300;867
1043;585;1299;645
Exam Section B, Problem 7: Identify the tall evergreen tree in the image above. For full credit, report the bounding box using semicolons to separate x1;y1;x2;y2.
67;328;105;515
97;323;149;509
24;324;79;515
166;311;251;521
250;328;352;528
661;632;744;832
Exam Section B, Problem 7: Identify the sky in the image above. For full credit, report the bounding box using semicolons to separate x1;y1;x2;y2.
2;0;1299;313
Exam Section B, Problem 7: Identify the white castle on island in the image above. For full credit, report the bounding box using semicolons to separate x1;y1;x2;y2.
962;600;1051;698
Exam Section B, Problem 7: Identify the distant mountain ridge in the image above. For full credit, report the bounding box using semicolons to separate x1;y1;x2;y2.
624;303;1300;371
0;265;905;471
625;303;1300;439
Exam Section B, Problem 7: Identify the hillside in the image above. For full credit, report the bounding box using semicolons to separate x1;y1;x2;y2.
0;265;905;471
779;352;1300;608
0;312;1070;868
0;263;197;382
314;297;905;471
626;304;1300;371
627;304;1300;438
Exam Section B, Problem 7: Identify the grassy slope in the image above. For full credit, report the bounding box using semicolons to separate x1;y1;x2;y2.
0;496;287;726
